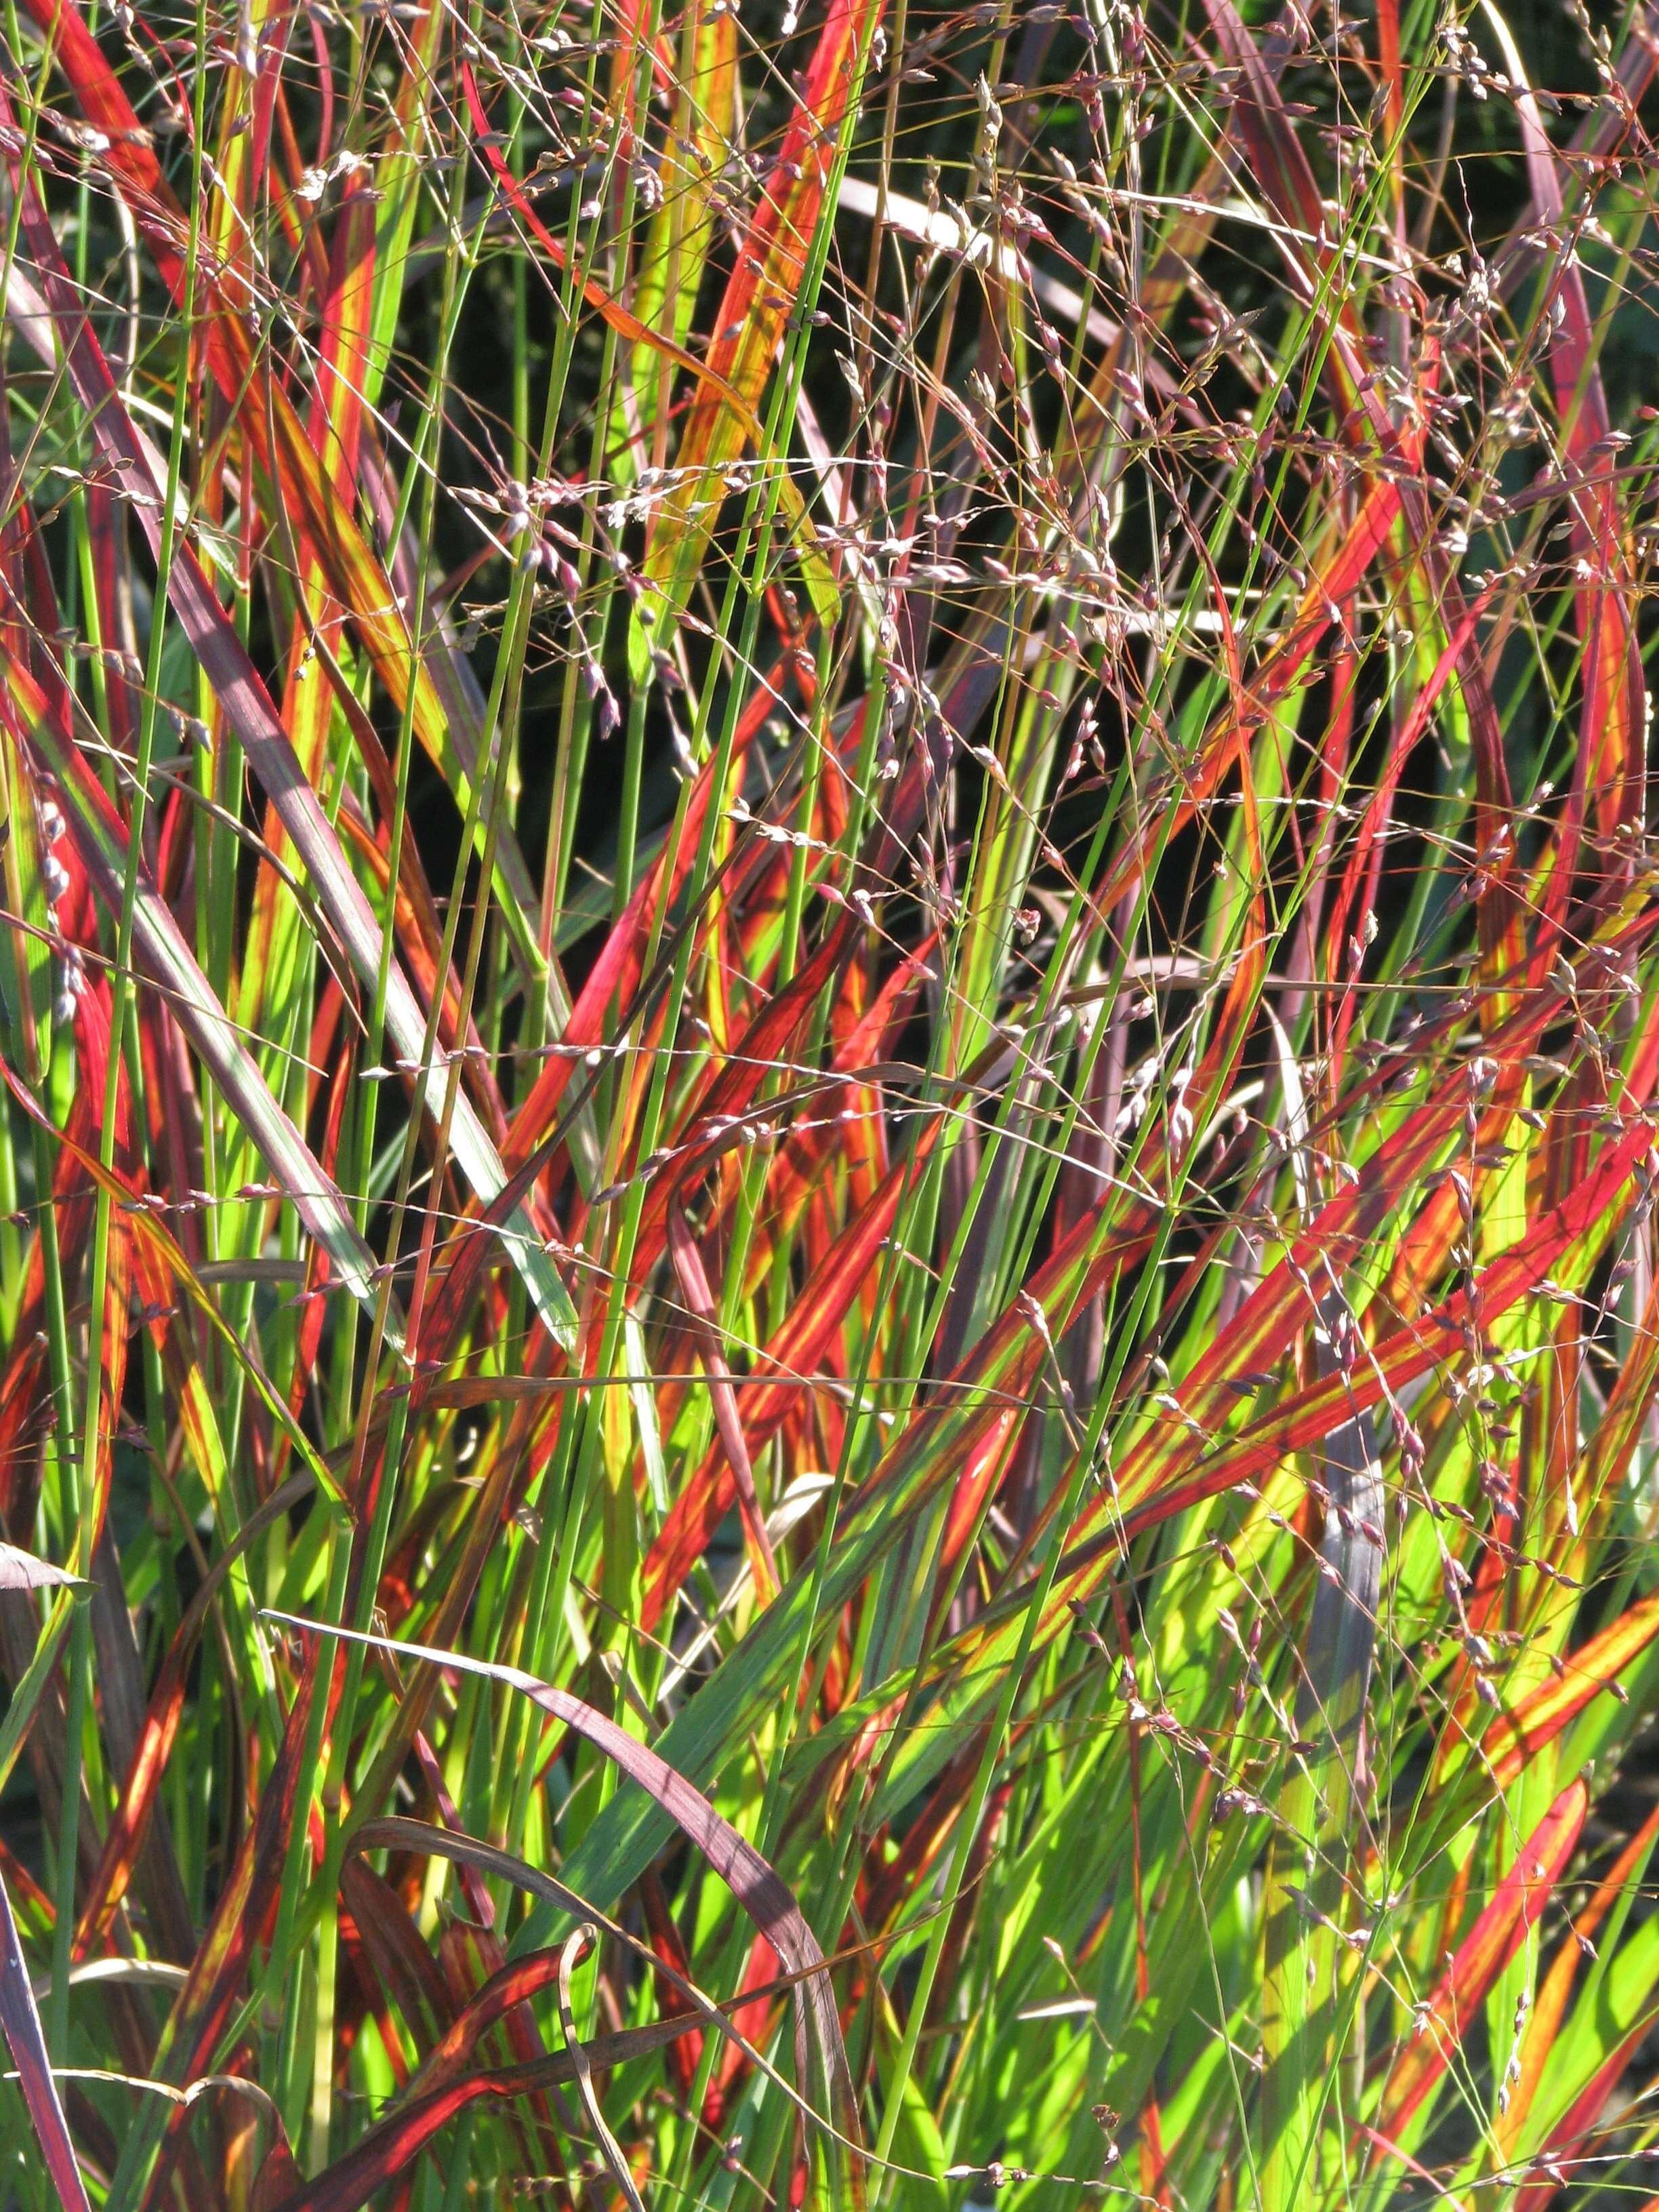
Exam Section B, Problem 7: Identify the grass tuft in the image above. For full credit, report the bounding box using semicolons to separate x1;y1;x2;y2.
0;0;1657;2206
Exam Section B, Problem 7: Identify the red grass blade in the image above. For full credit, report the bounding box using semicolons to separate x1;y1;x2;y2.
0;117;575;1351
634;0;883;671
1374;1781;1586;2139
667;1204;781;1603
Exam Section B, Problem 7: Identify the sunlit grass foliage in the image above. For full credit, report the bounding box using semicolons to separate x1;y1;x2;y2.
1;0;1659;2206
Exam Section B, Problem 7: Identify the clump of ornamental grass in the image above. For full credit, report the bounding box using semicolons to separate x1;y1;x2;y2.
0;0;1657;2207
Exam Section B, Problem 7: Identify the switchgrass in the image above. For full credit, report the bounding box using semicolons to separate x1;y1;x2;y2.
0;0;1657;2207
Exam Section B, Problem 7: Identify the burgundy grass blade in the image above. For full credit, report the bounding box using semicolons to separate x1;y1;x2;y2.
0;1866;92;2212
264;1615;865;2179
